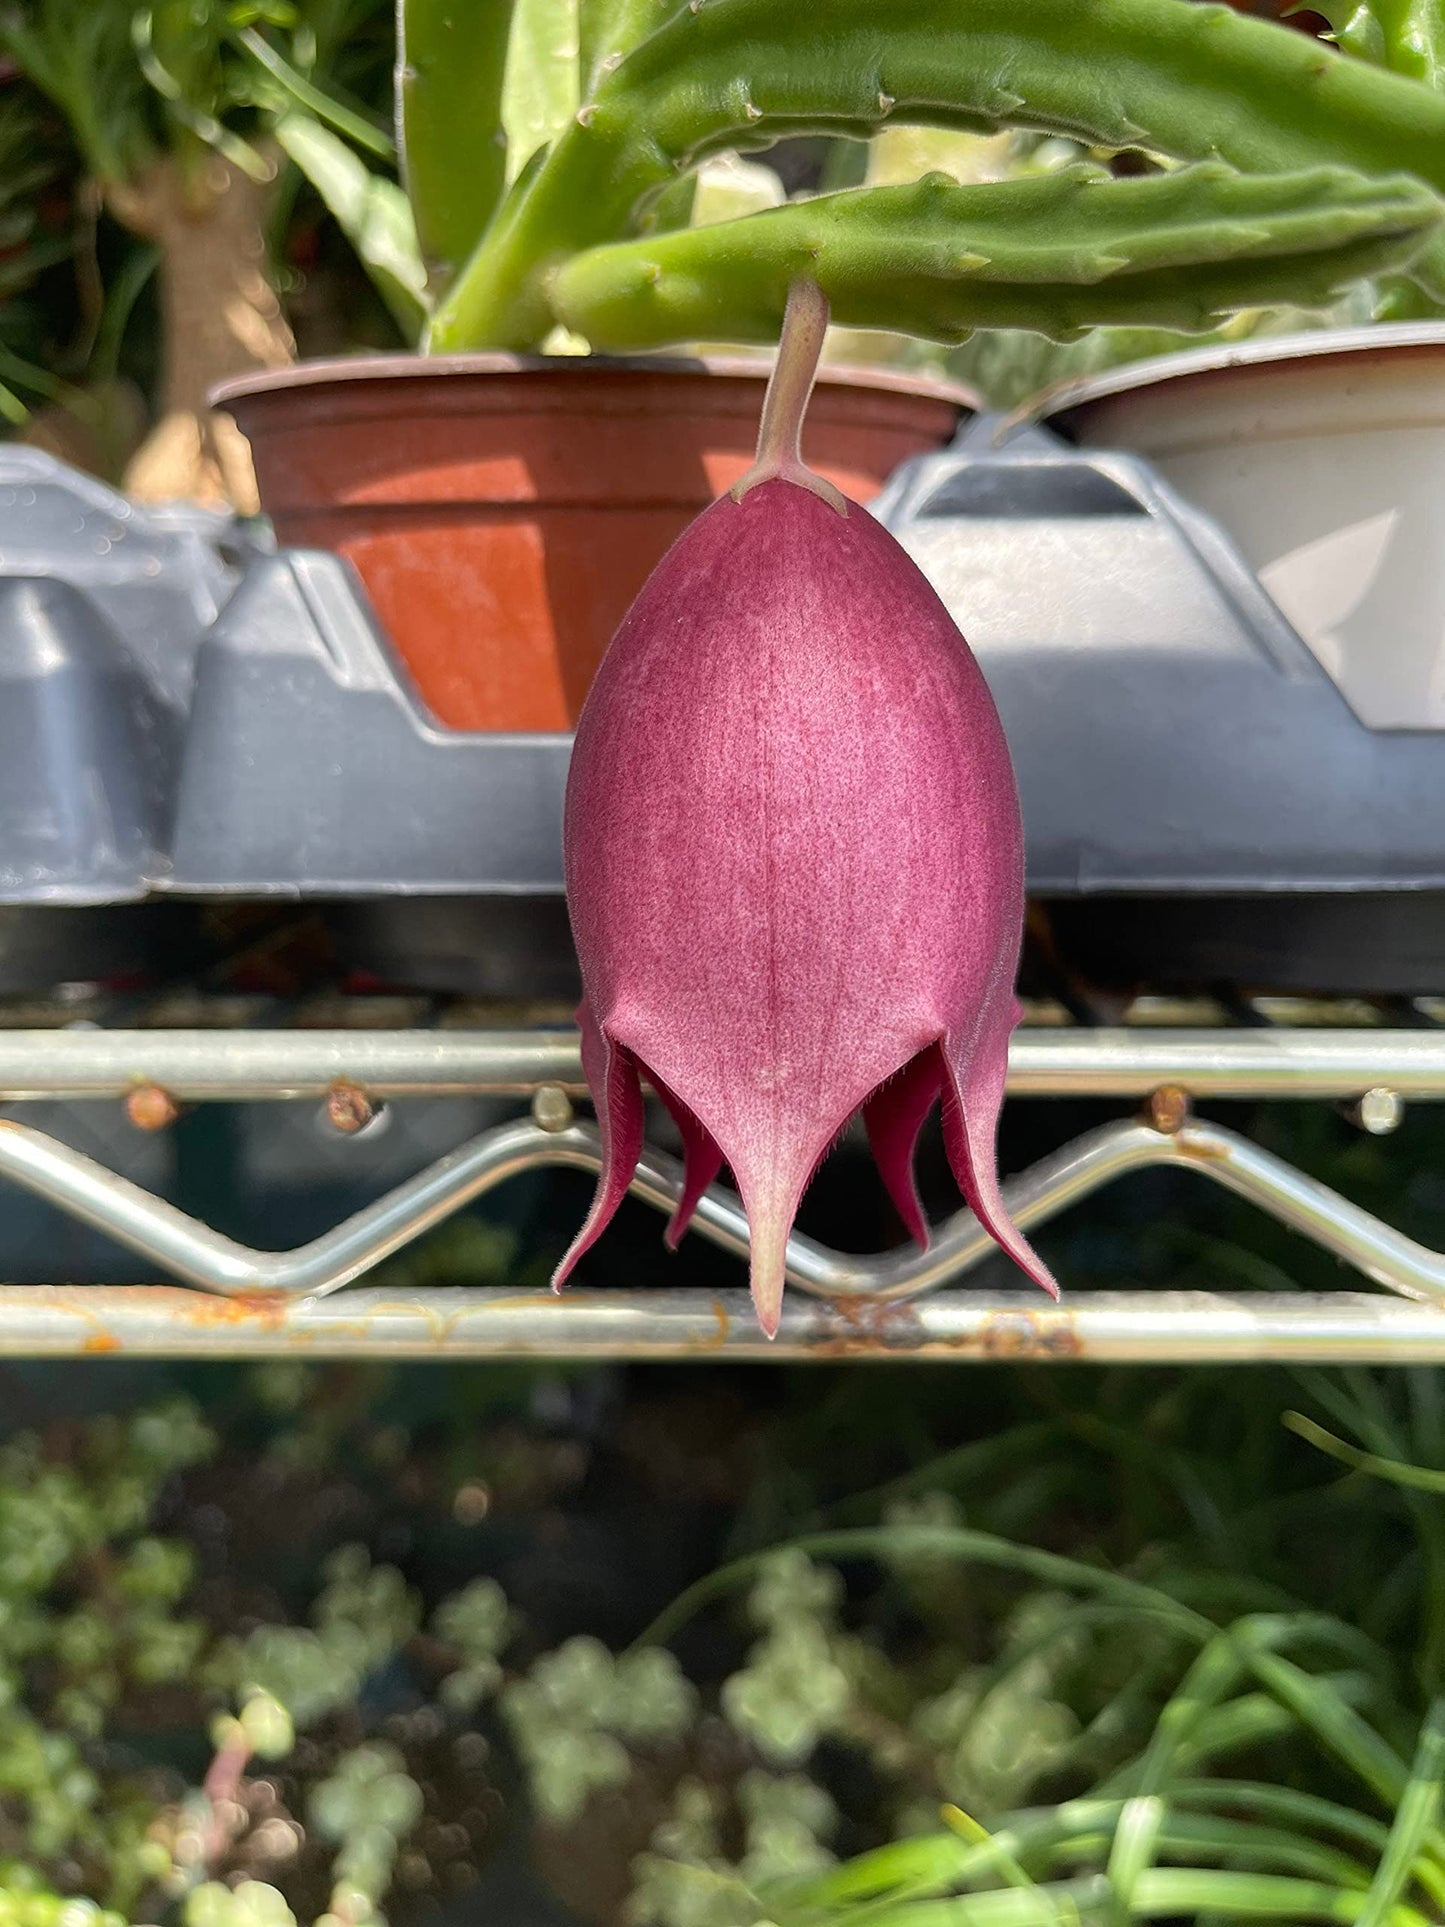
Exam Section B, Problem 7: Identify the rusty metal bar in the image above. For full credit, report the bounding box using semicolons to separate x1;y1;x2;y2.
0;1285;1440;1363
0;1026;1442;1103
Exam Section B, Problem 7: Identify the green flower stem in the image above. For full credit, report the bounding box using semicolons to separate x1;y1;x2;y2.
430;0;1445;348
1285;1412;1445;1494
550;164;1441;350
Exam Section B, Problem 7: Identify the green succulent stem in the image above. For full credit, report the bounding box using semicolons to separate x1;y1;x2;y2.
396;0;514;296
1312;2;1445;87
551;163;1442;351
428;0;1445;351
578;0;680;91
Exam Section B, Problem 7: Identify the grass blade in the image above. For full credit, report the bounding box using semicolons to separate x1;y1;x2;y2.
636;1526;1211;1652
1356;1698;1445;1927
1132;1867;1426;1921
1241;1643;1409;1808
1285;1413;1445;1496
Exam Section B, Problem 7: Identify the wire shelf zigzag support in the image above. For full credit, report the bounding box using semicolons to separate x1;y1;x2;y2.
0;1022;1442;1361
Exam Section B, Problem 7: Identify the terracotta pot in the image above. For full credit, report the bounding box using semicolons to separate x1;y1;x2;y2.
213;354;973;731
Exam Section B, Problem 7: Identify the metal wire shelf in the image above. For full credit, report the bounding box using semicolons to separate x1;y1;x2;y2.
2;990;1445;1361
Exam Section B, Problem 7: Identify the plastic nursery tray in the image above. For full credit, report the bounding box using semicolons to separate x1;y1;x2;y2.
3;431;1445;994
874;418;1445;993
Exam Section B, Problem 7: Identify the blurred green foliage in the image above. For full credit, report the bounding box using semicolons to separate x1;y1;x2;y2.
0;1219;1442;1926
0;0;401;472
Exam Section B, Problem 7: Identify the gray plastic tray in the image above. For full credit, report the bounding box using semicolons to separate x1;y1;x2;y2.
2;427;1443;991
877;418;1445;895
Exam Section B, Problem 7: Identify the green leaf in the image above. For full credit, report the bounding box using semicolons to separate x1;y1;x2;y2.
397;0;515;294
549;165;1443;350
237;1690;294;1761
1285;1412;1445;1494
1240;1643;1411;1809
1105;1794;1166;1923
636;1522;1209;1656
132;7;271;182
1355;1698;1445;1927
1132;1868;1398;1920
501;0;580;185
432;1576;514;1658
941;1807;1041;1895
235;25;394;159
0;0;151;182
273;111;427;337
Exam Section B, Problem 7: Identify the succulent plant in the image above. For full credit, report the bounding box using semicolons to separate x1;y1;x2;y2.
264;0;1445;364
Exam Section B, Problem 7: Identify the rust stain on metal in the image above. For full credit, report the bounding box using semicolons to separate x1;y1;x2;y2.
364;1298;457;1345
125;1083;182;1132
686;1297;730;1353
415;1291;568;1347
1144;1085;1190;1135
978;1307;1084;1359
171;1287;293;1329
806;1295;929;1356
1189;1133;1233;1162
65;1295;127;1354
325;1080;377;1134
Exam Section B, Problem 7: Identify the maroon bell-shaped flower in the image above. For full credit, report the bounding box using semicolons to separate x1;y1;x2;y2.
555;281;1058;1336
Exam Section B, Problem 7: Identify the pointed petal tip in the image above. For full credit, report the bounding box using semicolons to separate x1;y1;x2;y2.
649;1070;725;1255
864;1045;945;1254
751;1267;784;1340
663;1197;695;1252
1024;1240;1071;1302
555;1005;645;1295
550;1247;578;1294
941;1024;1061;1309
744;1202;791;1341
750;1270;785;1340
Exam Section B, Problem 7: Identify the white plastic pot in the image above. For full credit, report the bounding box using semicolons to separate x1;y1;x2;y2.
1045;322;1445;731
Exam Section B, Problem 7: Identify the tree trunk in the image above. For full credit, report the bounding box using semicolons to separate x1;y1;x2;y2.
107;152;295;511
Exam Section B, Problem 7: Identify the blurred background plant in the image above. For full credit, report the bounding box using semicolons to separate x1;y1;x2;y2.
0;0;397;503
2;1089;1445;1925
1;1351;1442;1926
